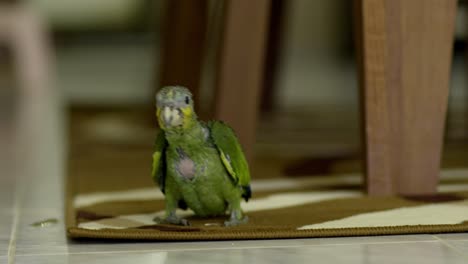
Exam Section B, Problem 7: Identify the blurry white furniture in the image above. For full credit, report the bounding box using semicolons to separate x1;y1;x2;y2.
0;4;52;102
0;3;56;188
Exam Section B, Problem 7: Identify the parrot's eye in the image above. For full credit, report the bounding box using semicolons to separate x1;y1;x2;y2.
185;96;190;104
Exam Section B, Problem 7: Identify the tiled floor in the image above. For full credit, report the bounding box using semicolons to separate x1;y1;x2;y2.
10;241;468;264
6;235;468;263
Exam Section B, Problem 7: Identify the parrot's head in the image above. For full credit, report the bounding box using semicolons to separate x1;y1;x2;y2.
155;86;196;130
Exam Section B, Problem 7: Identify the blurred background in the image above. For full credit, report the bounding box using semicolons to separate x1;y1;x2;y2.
2;0;468;190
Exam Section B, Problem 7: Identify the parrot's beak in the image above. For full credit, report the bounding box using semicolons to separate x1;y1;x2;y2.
161;106;183;127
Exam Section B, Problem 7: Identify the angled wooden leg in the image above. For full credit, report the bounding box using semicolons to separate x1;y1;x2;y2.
214;0;270;161
356;0;457;195
158;0;207;105
261;0;288;113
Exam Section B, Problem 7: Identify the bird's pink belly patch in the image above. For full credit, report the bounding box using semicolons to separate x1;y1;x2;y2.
176;158;196;180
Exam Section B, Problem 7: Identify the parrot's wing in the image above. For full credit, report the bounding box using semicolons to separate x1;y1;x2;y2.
209;121;251;201
152;130;168;193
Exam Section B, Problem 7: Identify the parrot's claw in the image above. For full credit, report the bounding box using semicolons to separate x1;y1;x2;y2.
224;215;249;227
153;216;190;226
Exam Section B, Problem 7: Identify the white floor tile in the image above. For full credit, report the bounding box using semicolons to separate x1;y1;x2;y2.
0;178;16;211
0;239;9;257
14;209;67;256
435;233;468;241
56;235;436;255
442;240;468;258
0;213;12;240
13;241;468;264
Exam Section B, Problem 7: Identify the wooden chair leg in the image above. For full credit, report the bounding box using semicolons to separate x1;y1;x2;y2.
356;0;457;195
158;0;207;105
214;0;270;161
261;0;288;113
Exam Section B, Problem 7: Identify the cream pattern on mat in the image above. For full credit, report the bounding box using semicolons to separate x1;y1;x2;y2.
74;168;468;208
74;175;361;208
78;193;468;231
299;201;468;230
78;191;361;230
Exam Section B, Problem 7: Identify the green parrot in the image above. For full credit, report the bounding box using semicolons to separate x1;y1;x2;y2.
151;86;251;226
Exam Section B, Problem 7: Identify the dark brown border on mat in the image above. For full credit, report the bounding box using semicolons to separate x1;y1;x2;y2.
68;224;468;241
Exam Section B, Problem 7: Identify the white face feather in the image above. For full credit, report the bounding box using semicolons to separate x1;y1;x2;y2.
162;106;183;127
163;106;171;122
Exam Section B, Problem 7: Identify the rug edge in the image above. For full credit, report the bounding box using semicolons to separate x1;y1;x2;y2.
67;224;468;241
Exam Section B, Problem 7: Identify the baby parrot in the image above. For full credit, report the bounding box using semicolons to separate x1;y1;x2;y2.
151;86;251;226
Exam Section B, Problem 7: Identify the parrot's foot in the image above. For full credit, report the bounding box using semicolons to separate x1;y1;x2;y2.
224;215;249;227
153;215;190;226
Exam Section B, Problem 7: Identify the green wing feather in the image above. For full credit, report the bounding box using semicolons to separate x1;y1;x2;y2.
152;130;168;193
209;121;251;201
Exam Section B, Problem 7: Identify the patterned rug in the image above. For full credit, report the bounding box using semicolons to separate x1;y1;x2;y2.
67;170;468;240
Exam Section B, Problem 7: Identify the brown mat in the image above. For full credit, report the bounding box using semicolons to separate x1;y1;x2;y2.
67;162;468;240
66;109;468;240
67;191;468;240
